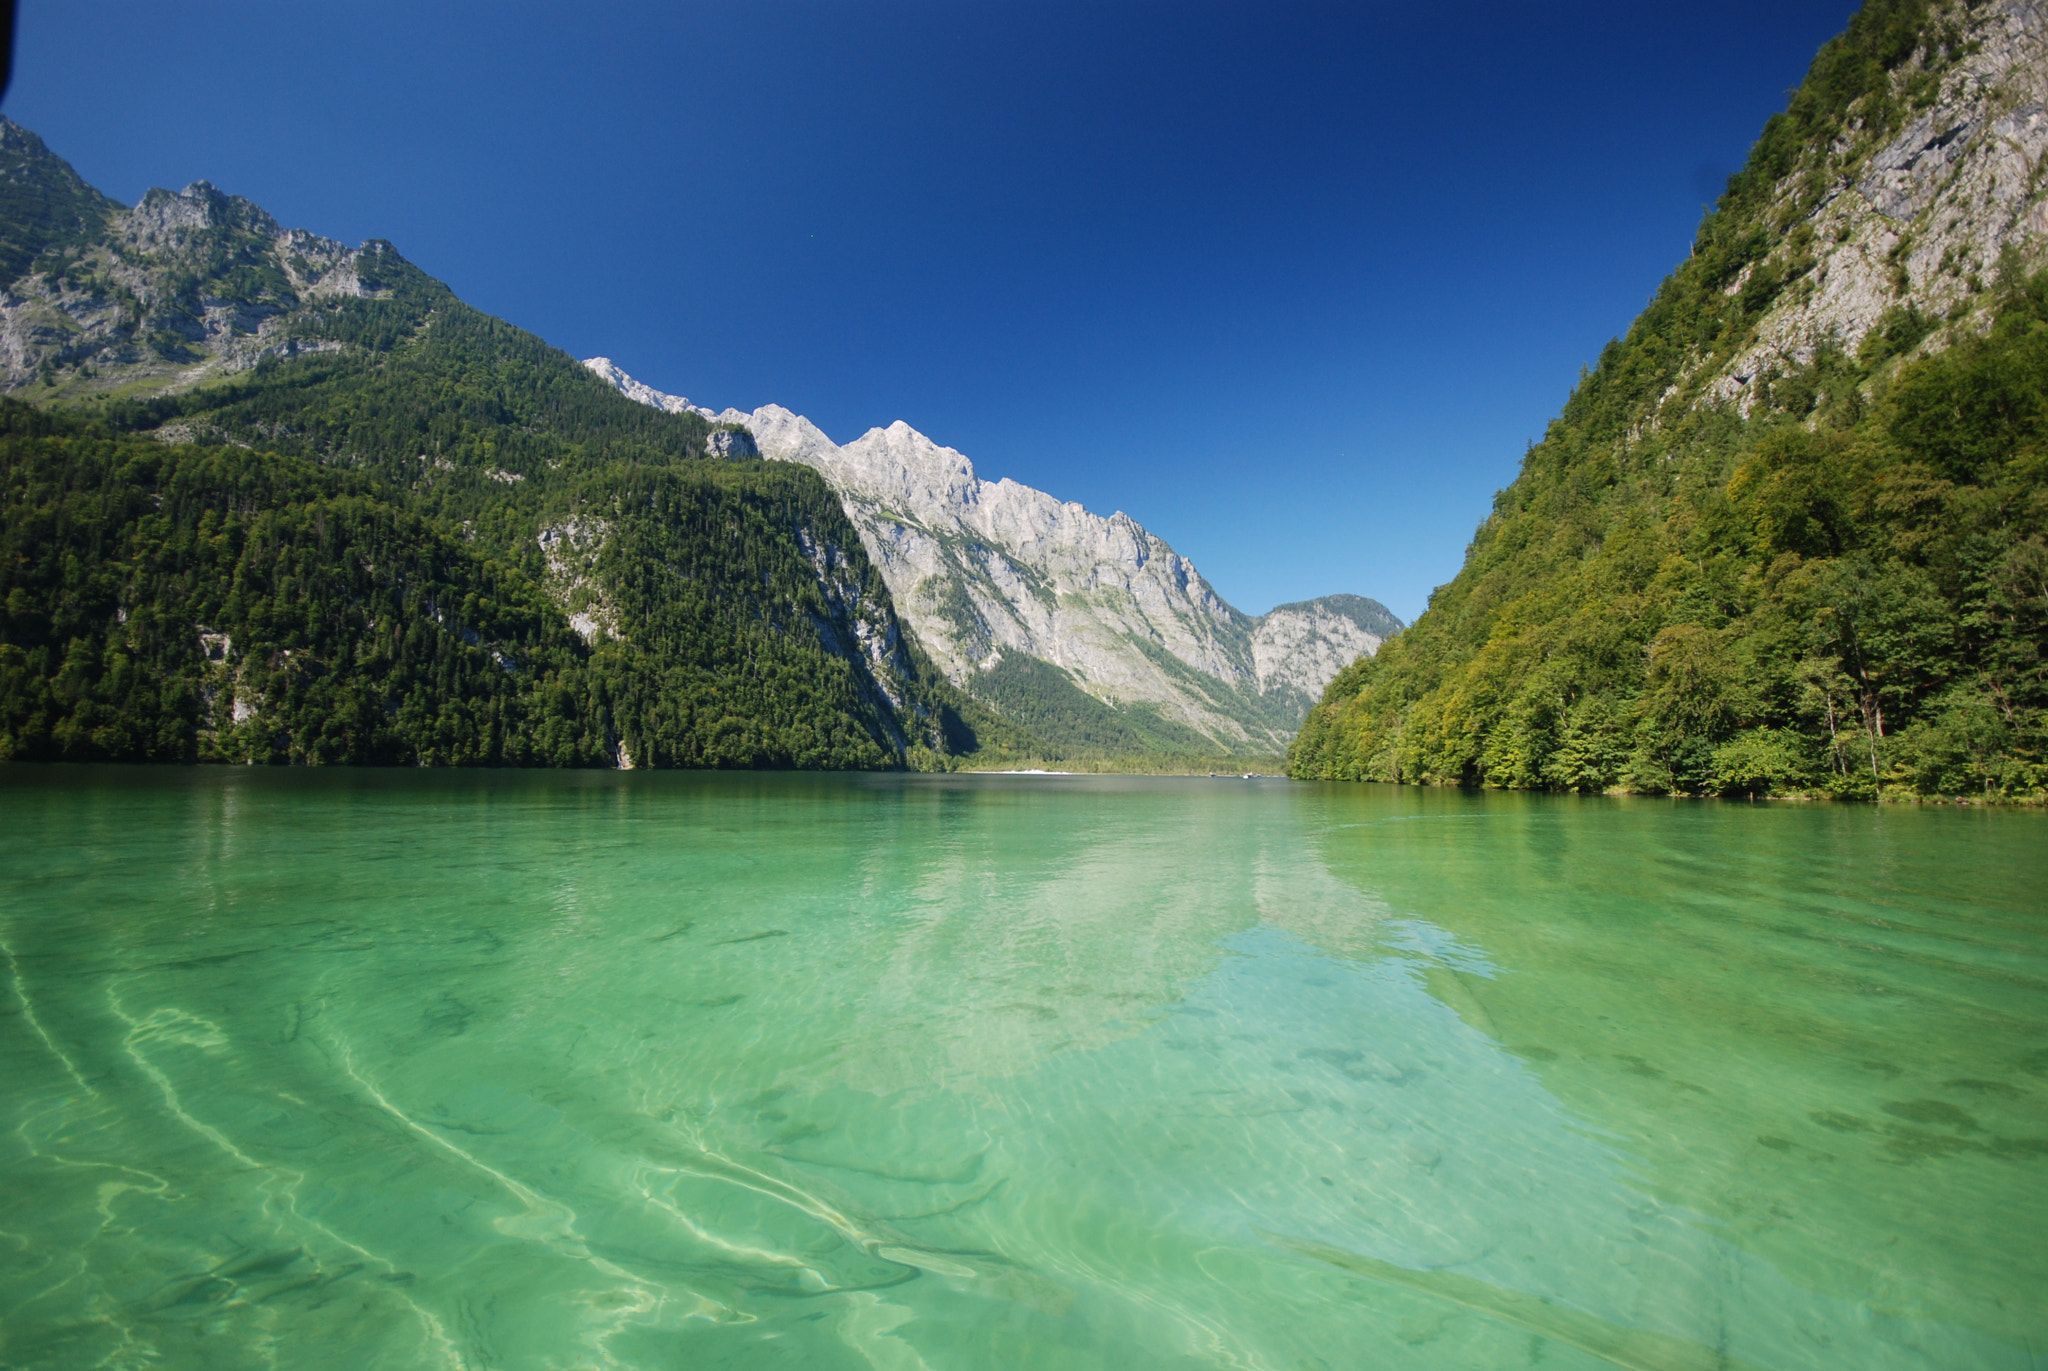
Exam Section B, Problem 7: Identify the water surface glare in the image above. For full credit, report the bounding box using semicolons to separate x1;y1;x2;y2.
1;769;2043;1369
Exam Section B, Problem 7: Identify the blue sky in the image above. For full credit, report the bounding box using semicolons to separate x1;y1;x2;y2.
10;1;1857;621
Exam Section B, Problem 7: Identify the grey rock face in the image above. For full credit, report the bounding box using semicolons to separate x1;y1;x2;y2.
583;358;1401;753
0;162;386;398
537;518;618;646
706;428;760;459
1250;595;1404;718
1858;111;1981;221
581;357;723;419
1695;0;2048;411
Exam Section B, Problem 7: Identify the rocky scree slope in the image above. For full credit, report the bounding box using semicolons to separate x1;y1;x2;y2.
0;119;990;768
586;361;1401;754
1292;0;2048;800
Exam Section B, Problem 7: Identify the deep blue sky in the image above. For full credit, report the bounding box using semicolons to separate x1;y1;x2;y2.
10;1;1856;620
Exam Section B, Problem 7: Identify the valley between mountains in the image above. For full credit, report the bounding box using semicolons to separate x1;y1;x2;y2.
2;0;2044;798
0;115;1393;770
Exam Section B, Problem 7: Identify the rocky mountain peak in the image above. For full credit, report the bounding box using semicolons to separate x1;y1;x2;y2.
587;358;1401;753
583;357;717;419
0;131;406;399
833;420;980;510
741;402;840;463
127;180;280;242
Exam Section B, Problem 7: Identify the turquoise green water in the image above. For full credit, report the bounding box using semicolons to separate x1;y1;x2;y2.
0;771;2043;1370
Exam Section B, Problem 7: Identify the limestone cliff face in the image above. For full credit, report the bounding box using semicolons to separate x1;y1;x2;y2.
1694;0;2048;410
586;360;1400;752
1250;595;1403;717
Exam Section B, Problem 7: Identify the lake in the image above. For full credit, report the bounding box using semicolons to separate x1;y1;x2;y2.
0;769;2042;1370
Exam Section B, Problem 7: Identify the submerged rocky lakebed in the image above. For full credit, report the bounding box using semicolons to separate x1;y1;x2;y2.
1;768;2042;1369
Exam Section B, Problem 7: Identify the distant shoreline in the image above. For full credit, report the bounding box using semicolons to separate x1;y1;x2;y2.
960;763;1286;779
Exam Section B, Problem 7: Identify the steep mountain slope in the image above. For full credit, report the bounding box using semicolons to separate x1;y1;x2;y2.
587;363;1401;754
0;119;1000;768
0;121;121;289
1292;0;2048;800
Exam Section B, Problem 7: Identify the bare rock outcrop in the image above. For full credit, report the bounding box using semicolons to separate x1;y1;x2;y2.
1688;0;2048;411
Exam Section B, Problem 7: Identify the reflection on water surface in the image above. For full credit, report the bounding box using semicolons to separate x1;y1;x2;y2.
1;769;2041;1369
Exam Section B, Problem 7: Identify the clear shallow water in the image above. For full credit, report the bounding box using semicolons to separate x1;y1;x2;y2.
0;770;2043;1371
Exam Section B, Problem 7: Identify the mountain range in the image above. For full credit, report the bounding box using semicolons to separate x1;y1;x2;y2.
584;362;1397;754
0;115;1389;768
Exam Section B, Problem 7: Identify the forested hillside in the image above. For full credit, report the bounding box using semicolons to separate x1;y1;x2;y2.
0;123;1021;769
1293;0;2048;801
0;403;1016;767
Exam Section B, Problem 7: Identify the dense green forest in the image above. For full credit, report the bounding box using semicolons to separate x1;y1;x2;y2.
0;403;1014;767
0;403;605;764
1292;0;2047;801
972;650;1218;757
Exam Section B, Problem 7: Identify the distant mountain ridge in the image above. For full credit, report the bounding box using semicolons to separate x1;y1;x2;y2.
582;358;743;423
584;361;1400;753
